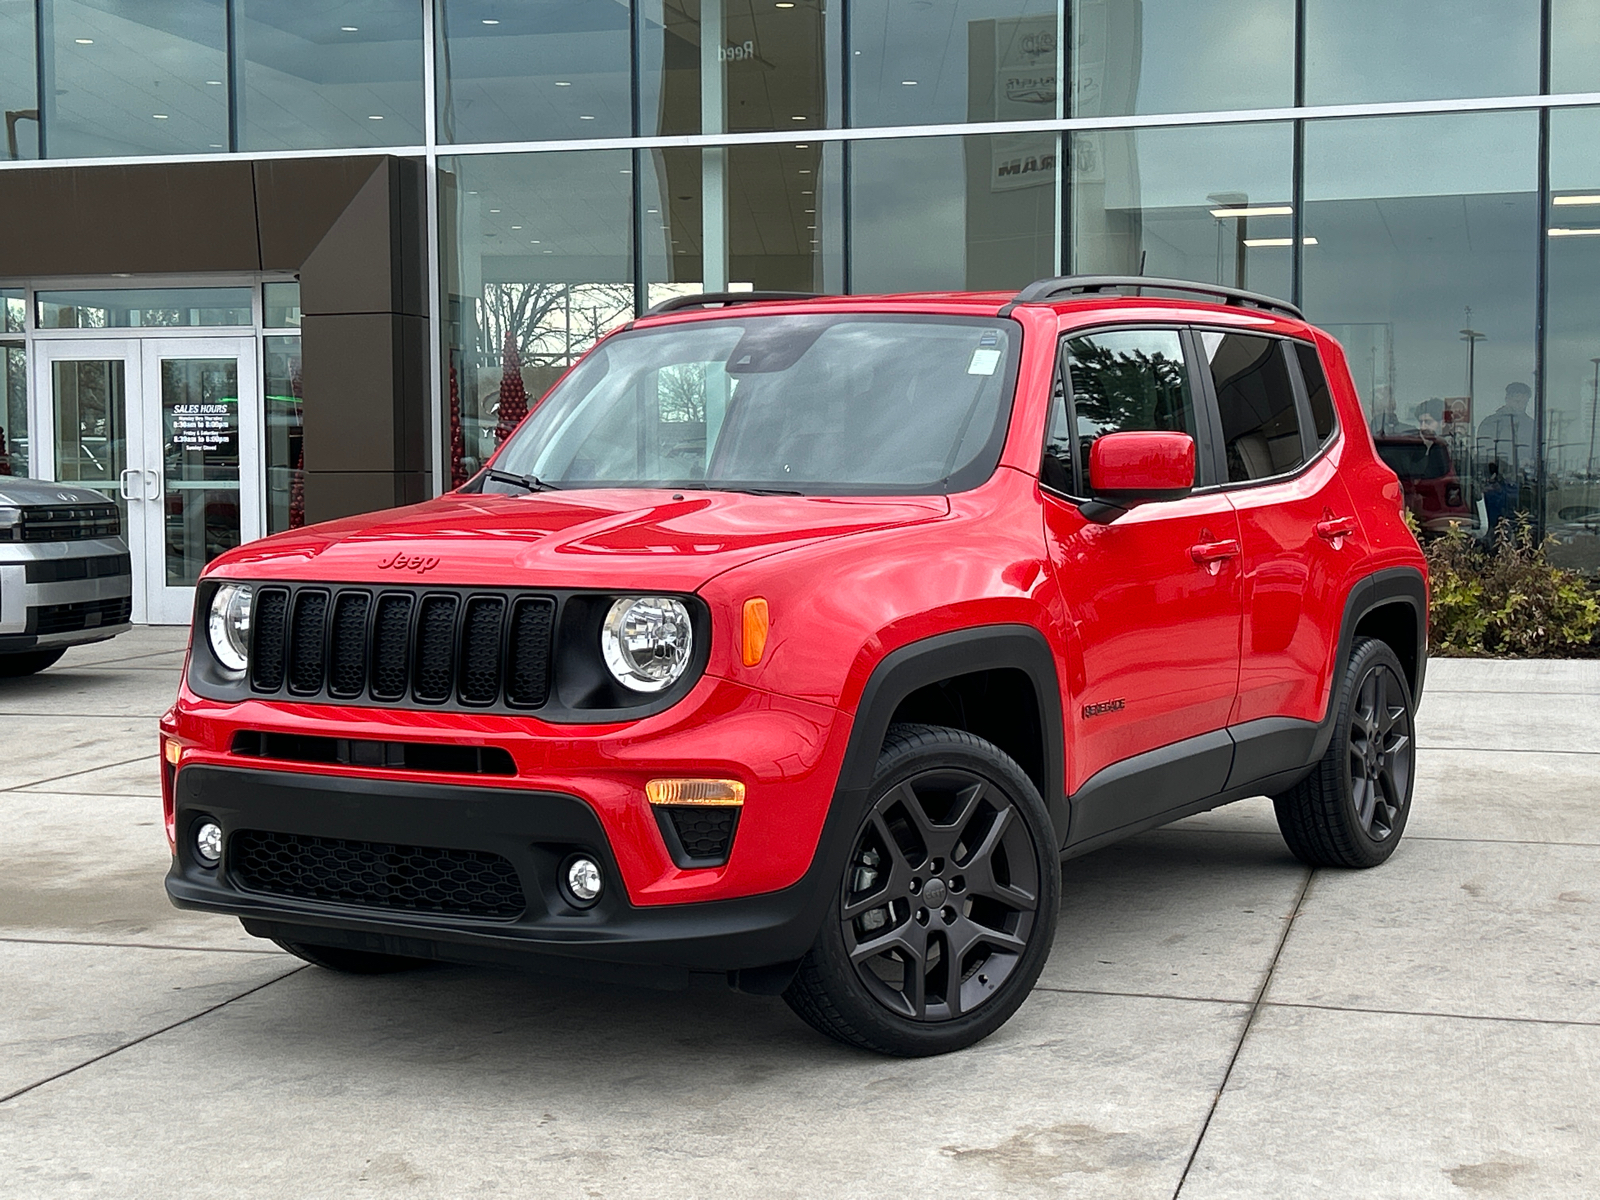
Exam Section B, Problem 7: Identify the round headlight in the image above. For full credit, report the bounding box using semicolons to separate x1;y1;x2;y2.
600;596;693;693
207;583;253;674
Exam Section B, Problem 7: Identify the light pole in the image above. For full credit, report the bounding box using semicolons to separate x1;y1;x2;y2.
1460;321;1487;518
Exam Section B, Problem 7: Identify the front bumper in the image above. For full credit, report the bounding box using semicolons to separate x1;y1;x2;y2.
166;764;860;987
0;537;132;652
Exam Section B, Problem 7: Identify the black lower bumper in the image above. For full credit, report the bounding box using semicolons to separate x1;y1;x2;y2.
166;765;855;990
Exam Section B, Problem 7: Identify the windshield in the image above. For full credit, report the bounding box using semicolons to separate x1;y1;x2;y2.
474;314;1019;496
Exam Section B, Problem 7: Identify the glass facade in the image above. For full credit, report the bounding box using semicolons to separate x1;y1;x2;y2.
3;1;1600;569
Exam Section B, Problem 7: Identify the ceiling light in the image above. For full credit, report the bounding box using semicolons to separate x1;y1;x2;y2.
530;239;540;243
511;225;522;229
482;18;499;24
489;208;500;212
554;81;571;87
1209;204;1293;218
791;115;807;121
542;249;553;253
798;169;811;174
580;114;595;120
75;38;93;44
153;113;169;119
1242;236;1317;247
901;80;918;86
210;143;223;148
776;2;795;6
206;79;222;85
341;25;358;31
647;208;658;213
1553;195;1600;206
369;114;384;120
1549;227;1600;236
800;190;812;195
795;144;808;149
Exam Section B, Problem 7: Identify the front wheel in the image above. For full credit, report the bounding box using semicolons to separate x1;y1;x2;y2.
1273;636;1416;868
784;724;1059;1056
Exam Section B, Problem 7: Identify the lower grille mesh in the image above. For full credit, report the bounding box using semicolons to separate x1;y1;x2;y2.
230;830;526;919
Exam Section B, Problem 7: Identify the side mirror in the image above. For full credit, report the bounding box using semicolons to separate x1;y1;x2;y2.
1080;431;1196;523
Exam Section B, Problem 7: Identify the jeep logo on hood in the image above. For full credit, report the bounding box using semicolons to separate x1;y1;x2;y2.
378;552;440;574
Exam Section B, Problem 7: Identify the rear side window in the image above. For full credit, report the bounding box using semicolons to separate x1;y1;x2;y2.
1294;341;1338;443
1201;331;1303;483
1049;329;1197;490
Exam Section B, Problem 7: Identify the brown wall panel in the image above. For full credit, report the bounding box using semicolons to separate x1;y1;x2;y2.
252;156;385;270
298;157;427;319
302;471;429;523
0;162;259;275
300;312;403;474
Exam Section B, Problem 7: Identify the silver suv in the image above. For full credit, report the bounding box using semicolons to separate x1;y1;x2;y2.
0;478;132;677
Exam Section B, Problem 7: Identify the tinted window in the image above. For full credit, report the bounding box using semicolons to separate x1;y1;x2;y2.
1202;332;1303;482
1050;329;1196;490
486;316;1017;494
1294;342;1338;443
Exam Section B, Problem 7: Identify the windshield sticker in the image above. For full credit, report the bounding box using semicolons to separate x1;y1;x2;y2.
979;329;1000;347
967;347;1002;375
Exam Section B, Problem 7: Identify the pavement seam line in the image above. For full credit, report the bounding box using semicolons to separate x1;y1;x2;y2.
0;965;308;1107
1171;865;1315;1199
0;935;286;956
0;754;154;793
1030;984;1600;1029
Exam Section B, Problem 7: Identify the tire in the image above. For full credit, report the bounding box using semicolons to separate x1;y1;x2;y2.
271;937;428;974
784;723;1059;1057
1273;637;1416;868
0;648;67;678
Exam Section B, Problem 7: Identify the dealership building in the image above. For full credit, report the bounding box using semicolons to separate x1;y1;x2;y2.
2;0;1599;623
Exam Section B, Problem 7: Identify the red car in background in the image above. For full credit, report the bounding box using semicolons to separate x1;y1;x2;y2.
161;277;1427;1056
1375;434;1471;533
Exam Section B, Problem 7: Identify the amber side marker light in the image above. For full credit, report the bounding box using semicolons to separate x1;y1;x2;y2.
742;597;770;666
645;779;746;807
163;739;182;765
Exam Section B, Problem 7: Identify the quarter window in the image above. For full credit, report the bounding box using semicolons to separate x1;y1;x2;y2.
1048;329;1197;492
1201;332;1304;482
1294;342;1339;443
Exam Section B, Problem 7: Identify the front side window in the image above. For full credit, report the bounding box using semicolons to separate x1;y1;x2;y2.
1202;331;1303;482
480;315;1019;495
1047;328;1196;492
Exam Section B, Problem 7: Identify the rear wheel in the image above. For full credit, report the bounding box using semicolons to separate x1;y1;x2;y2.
0;648;67;677
271;937;428;974
1273;637;1416;868
784;724;1059;1056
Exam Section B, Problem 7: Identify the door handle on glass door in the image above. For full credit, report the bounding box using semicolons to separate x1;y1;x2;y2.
143;470;162;501
1189;539;1240;575
118;468;140;501
1316;516;1356;547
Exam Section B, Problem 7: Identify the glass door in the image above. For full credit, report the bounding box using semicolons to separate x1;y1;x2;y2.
139;338;260;625
35;337;261;624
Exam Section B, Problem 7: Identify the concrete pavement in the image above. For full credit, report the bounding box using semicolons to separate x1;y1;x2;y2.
1;630;1596;1197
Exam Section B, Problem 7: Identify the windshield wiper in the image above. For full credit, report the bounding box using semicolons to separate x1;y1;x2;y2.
481;467;561;493
680;483;805;496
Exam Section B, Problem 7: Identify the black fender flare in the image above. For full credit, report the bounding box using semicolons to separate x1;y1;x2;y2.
1309;565;1429;761
833;624;1067;835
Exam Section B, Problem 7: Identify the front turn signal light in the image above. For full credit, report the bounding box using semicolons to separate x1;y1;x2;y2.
163;739;182;765
646;779;746;807
741;597;769;666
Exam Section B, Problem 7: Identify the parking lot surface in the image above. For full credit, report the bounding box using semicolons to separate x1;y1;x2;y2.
2;629;1597;1198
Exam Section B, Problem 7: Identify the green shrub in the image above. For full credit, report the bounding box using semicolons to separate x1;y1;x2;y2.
1423;521;1600;656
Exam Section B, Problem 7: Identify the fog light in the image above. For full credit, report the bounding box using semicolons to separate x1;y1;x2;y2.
566;856;603;906
193;820;223;867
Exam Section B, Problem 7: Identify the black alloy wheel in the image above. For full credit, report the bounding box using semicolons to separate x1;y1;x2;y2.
1274;637;1417;868
1347;660;1413;841
784;724;1059;1056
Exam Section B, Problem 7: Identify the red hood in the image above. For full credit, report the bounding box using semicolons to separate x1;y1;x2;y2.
207;488;950;591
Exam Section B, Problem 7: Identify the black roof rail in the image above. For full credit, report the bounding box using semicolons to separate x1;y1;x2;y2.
998;274;1303;321
644;290;819;316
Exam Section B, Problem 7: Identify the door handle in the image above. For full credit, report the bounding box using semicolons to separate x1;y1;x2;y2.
1316;516;1356;547
1190;539;1240;576
118;468;140;500
143;469;162;501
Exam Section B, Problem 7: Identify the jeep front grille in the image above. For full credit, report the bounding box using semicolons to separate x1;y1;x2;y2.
247;584;555;711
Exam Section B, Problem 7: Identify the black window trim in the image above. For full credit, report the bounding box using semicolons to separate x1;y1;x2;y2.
1041;321;1219;503
1188;325;1338;494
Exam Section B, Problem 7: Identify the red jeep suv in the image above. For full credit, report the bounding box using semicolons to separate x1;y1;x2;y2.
162;276;1427;1056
